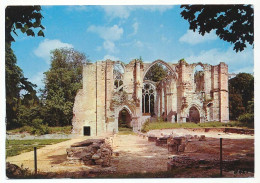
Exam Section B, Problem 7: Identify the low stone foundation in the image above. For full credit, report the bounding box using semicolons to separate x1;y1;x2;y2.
148;135;157;142
156;137;168;146
167;135;206;153
167;155;254;173
66;139;112;167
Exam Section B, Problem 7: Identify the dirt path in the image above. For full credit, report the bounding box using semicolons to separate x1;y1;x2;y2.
6;130;254;175
111;134;169;174
6;134;169;174
6;138;87;173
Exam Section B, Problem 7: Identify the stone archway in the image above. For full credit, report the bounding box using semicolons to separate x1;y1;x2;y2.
188;106;200;123
114;105;135;132
143;59;178;80
118;108;132;128
184;103;205;123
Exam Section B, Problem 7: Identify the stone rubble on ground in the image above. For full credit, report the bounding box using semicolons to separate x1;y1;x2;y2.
66;138;113;167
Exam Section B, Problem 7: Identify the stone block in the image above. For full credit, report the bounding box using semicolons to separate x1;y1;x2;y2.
156;137;168;146
199;135;206;141
178;144;186;152
167;161;176;171
95;159;104;165
92;153;101;160
168;144;178;152
148;136;157;142
83;159;95;165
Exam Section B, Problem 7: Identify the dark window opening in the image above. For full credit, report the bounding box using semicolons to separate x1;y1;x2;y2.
83;126;91;136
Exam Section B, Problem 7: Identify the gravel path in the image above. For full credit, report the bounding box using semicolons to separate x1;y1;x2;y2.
111;134;169;174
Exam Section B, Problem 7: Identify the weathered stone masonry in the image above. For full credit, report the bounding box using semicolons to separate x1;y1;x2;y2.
72;59;229;136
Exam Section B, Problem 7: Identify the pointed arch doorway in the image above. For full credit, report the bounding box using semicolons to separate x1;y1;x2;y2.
118;108;132;129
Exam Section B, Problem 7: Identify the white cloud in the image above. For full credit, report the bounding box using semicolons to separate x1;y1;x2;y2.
120;39;144;48
87;25;123;53
103;40;116;53
179;30;218;45
96;46;102;51
101;6;131;19
34;39;73;63
30;71;45;89
103;55;120;61
87;25;123;41
132;22;139;35
101;5;174;19
135;40;143;48
141;6;174;12
161;35;171;43
66;6;88;12
183;47;254;73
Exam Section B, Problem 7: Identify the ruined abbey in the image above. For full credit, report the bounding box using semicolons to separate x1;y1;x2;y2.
72;59;229;136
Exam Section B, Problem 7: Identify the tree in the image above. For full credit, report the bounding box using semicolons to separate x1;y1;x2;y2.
5;43;38;129
229;73;254;108
42;48;89;126
144;63;168;82
228;73;254;120
5;6;45;43
229;93;245;120
5;6;45;129
180;5;253;52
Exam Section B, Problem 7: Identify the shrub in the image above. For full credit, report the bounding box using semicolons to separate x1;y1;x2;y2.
31;119;50;135
18;126;34;133
238;113;254;128
141;119;150;132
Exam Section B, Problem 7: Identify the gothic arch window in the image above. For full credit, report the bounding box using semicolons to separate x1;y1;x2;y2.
194;65;204;92
113;62;124;91
142;83;156;115
144;62;172;82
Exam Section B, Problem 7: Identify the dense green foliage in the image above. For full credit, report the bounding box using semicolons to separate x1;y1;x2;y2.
229;73;254;122
180;5;254;52
6;139;69;157
238;113;254;128
144;63;168;82
5;43;39;129
5;6;45;43
5;6;45;131
41;48;88;126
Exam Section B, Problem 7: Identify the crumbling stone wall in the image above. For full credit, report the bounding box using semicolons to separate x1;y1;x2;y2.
72;59;229;136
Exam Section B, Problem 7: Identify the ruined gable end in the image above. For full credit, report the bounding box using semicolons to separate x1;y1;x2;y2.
72;59;229;136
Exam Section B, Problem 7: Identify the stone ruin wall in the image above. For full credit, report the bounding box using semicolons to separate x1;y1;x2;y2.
72;59;229;136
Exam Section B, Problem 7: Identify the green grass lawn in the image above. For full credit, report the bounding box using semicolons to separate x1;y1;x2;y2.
118;127;136;135
141;121;253;132
8;126;72;135
6;139;69;157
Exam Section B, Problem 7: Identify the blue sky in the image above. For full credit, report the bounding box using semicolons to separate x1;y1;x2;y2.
11;5;254;90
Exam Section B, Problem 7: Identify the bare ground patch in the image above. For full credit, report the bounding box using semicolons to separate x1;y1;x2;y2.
6;129;254;178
